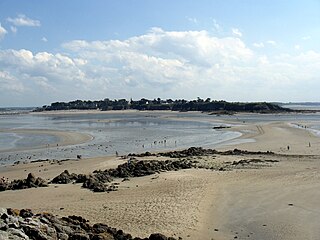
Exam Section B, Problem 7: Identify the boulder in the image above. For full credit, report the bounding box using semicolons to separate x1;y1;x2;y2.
69;232;90;240
7;228;30;239
0;230;9;239
149;233;168;240
1;208;175;240
51;170;75;184
19;209;33;218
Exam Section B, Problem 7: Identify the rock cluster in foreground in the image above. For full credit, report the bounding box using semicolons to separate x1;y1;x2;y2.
0;208;177;240
50;169;115;192
50;159;196;192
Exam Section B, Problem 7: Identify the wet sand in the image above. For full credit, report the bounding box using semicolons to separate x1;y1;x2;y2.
1;118;320;239
0;129;93;153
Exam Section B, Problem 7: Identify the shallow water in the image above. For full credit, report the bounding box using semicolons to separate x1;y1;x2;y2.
1;110;320;165
0;111;240;164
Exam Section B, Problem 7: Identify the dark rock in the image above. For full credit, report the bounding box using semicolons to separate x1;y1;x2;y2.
1;208;174;240
92;233;115;240
7;208;20;216
69;232;90;240
19;209;33;218
22;224;49;240
158;147;217;158
1;211;8;221
82;176;108;192
105;159;194;179
51;170;75;184
0;174;48;192
0;182;9;191
92;223;110;233
27;173;36;183
149;233;168;240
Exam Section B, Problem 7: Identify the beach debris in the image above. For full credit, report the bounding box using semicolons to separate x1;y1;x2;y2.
0;208;177;240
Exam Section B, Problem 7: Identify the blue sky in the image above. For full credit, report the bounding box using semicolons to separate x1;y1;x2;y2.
0;0;319;106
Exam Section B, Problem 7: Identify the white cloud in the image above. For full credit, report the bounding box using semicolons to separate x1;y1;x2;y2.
0;28;320;104
212;19;221;32
0;23;7;40
302;36;311;40
186;17;198;24
253;42;264;48
10;26;17;33
266;40;276;46
0;71;24;92
232;28;242;37
41;37;48;42
294;44;300;50
7;14;41;27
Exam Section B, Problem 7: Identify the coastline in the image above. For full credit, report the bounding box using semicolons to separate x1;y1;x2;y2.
0;129;93;153
1;113;320;239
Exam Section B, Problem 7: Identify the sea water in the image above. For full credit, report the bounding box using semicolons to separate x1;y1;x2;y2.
1;110;320;165
0;111;240;165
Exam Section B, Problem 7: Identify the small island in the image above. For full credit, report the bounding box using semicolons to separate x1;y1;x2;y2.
35;98;291;113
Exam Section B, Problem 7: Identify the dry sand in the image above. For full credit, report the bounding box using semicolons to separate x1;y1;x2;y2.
1;119;320;239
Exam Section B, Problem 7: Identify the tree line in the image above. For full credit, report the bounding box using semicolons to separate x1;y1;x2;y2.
35;98;291;113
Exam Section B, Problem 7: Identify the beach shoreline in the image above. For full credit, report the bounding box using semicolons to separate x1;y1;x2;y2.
1;113;320;239
0;129;93;154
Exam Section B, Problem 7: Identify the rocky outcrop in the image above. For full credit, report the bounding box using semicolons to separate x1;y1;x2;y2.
51;170;79;184
0;173;48;192
0;208;177;240
158;147;218;158
129;147;275;159
219;148;274;155
50;170;115;192
104;159;195;178
51;159;195;192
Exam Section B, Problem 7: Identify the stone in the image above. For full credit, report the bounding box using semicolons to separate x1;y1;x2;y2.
19;209;33;218
0;208;7;216
57;232;69;240
0;230;9;239
69;232;90;240
22;224;49;240
91;233;115;240
26;173;36;183
7;228;30;239
0;208;175;240
51;170;73;184
149;233;168;240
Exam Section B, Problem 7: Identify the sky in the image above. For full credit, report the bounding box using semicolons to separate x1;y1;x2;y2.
0;0;319;107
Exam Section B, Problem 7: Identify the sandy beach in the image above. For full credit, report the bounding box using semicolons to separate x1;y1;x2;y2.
1;116;320;239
